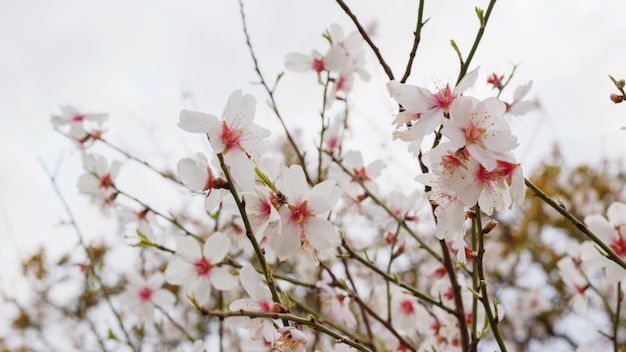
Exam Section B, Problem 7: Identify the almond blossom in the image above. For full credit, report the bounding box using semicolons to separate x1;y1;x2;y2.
51;105;107;146
165;233;238;306
270;165;341;261
178;89;270;192
387;67;479;156
177;153;231;212
229;265;281;343
505;81;535;116
584;201;626;283
77;153;121;205
119;272;176;325
427;147;524;215
443;96;518;171
327;150;385;200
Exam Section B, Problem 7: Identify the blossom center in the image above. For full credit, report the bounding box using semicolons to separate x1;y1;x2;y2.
221;121;243;153
72;114;85;122
138;286;153;302
399;299;415;316
610;236;626;258
194;257;213;277
351;167;370;183
312;58;325;73
99;173;113;189
288;200;312;228
433;84;454;112
462;123;486;146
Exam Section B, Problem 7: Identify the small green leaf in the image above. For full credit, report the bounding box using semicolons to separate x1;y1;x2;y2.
475;7;485;25
450;40;463;64
107;328;118;340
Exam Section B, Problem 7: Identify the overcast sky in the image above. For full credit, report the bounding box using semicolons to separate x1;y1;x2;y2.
2;0;626;302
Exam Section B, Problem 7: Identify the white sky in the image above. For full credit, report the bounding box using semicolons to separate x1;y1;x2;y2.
2;0;626;315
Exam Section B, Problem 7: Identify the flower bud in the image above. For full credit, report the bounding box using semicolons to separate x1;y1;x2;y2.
610;93;624;104
617;79;625;89
482;219;499;234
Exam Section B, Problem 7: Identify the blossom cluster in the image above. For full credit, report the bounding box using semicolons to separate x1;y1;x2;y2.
21;12;626;352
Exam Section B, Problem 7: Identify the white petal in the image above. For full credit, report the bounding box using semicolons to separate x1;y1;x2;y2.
152;289;176;307
585;214;615;243
608;202;626;227
305;217;340;251
223;89;256;125
179;110;217;133
308;180;340;213
165;259;197;285
146;272;165;289
454;66;479;94
203;232;231;262
189;278;212;305
210;266;239;291
175;236;203;263
177;157;210;191
279;165;309;198
240;265;271;301
285;52;313;72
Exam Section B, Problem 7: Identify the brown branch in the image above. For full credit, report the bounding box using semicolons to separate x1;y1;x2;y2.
335;0;395;81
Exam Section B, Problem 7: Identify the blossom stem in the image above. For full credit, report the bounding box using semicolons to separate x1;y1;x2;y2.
337;251;379;352
385;222;403;324
328;152;441;260
456;0;497;86
341;237;455;315
400;0;426;83
155;305;195;342
114;187;202;242
524;178;626;271
613;282;622;352
352;294;417;352
92;134;180;185
335;0;395;81
238;0;313;186
216;153;284;314
203;309;373;352
43;165;138;352
439;239;470;352
475;205;508;352
318;71;332;184
470;208;480;350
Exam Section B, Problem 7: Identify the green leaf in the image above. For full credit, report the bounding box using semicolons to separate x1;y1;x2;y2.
107;328;118;340
475;6;485;25
450;40;463;64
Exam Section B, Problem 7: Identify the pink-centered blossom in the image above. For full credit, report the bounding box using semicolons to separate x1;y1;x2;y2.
387;67;479;157
584;202;626;282
177;153;231;212
270;165;341;261
229;265;280;342
178;90;270;192
165;233;237;306
77;153;121;205
119;272;175;325
443;96;518;171
51;105;107;146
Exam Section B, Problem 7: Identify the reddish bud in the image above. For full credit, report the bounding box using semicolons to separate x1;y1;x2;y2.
610;93;624;104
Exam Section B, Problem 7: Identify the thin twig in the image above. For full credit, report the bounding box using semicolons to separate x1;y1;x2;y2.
525;178;626;271
400;0;426;83
42;163;138;352
237;0;313;185
335;0;395;81
203;309;373;352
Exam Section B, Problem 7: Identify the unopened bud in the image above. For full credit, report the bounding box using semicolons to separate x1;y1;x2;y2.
392;242;406;259
482;219;498;234
617;79;625;89
610;93;624;104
